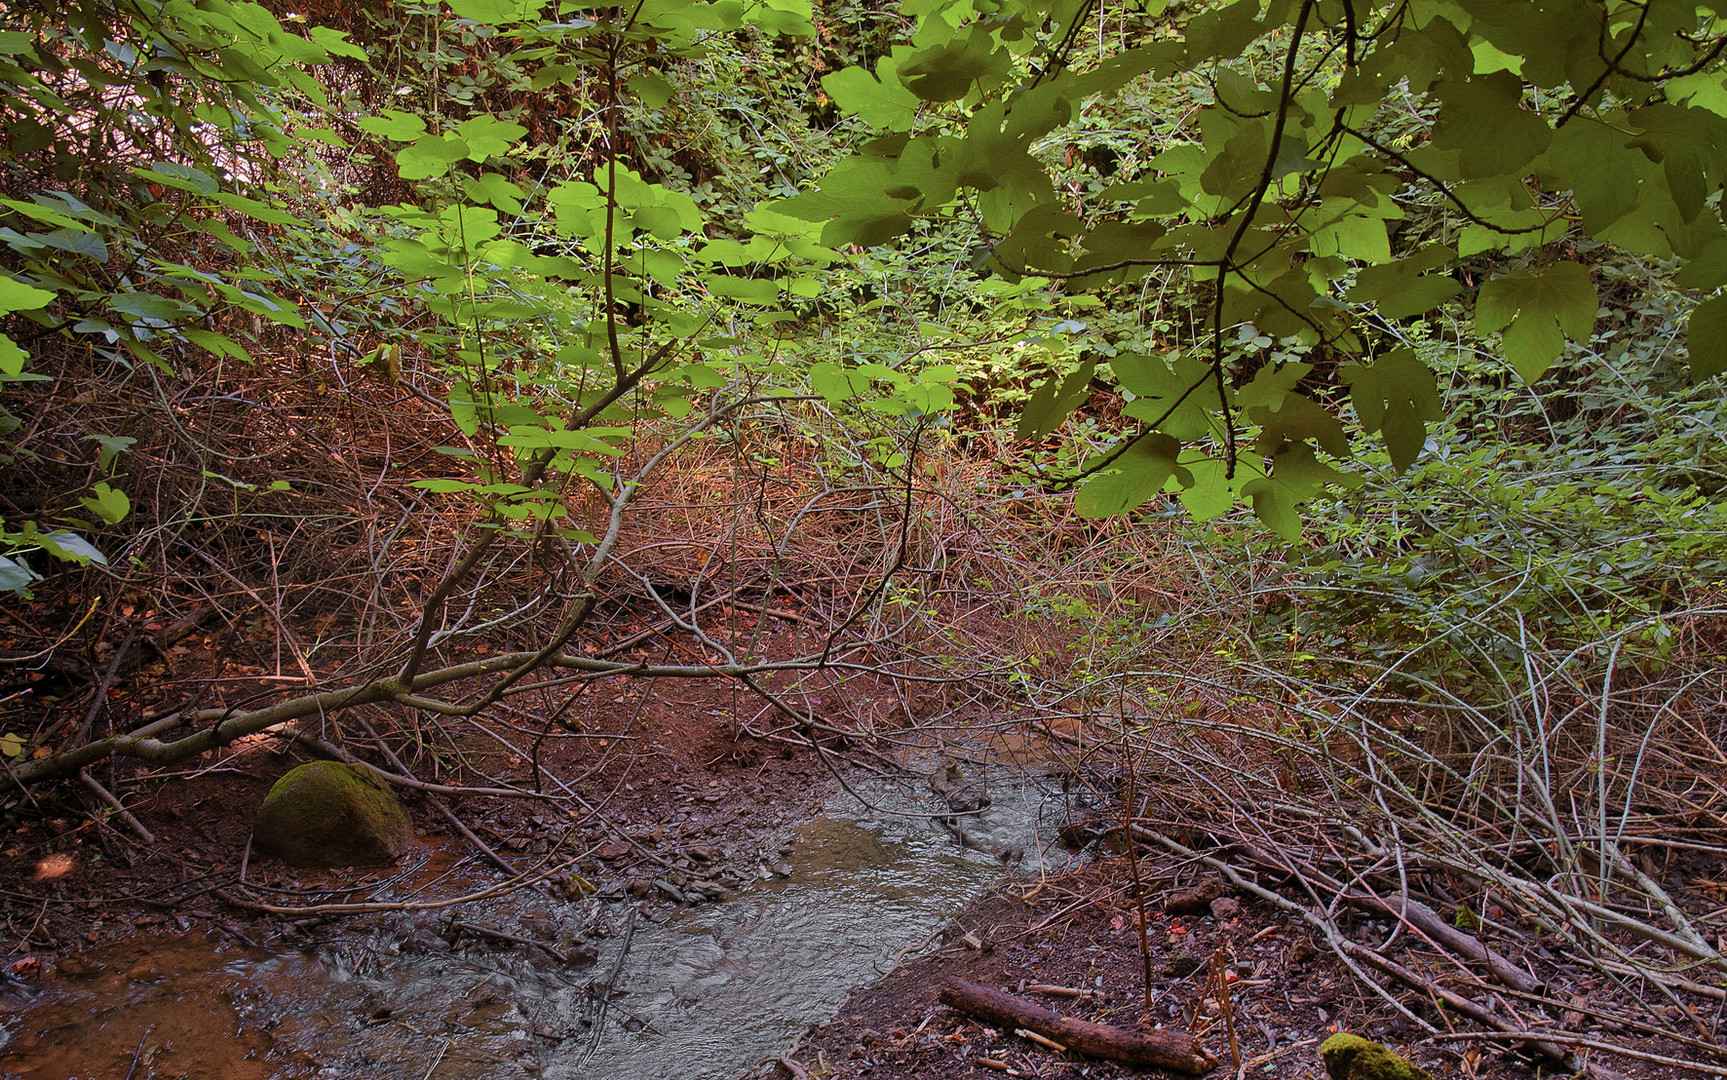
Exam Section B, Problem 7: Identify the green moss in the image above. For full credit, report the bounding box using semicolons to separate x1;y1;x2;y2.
255;760;410;867
1320;1033;1435;1080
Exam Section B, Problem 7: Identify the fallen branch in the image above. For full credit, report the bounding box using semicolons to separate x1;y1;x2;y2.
938;978;1216;1075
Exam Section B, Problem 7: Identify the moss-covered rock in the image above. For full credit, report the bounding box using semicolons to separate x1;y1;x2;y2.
1320;1034;1435;1080
254;761;410;867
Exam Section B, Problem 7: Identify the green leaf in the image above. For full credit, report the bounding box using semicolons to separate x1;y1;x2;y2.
211;191;306;226
1183;0;1263;62
309;25;367;60
1116;353;1218;441
357;110;428;142
1240;444;1357;542
1308;213;1391;264
1339;349;1442;471
37;531;107;565
1687;294;1727;383
0;276;54;313
1431;72;1553;179
1676;240;1727;290
397;135;470;179
410;478;482;493
0;334;26;377
1475;263;1598;381
822;64;921;129
809;362;868;403
447;0;544;23
0;557;36;595
898;26;1011;102
1171;453;1237;521
629;73;675;109
1345;247;1461;318
1074;435;1189;517
133;163;221;195
84;434;136;472
456;115;527;159
78;482;130;525
108;292;197;323
1016;361;1096;442
183;328;251;362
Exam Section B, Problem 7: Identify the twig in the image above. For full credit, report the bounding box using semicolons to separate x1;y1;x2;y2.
217;856;576;915
445;918;576;965
79;769;154;843
575;903;638;1070
122;1025;152;1080
1424;1030;1727;1076
76;624;136;745
420;1037;451;1080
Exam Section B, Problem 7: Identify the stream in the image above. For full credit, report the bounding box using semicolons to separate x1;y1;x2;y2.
0;765;1076;1080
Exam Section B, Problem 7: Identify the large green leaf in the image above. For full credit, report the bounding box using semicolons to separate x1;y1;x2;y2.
1475;262;1598;381
897;26;1011;102
108;292;197;323
447;0;544;23
1346;247;1461;318
1241;444;1357;542
1016;361;1095;442
1340;349;1443;471
822;64;921;130
1688;294;1727;383
0;276;53;313
1074;435;1188;518
1430;72;1554;178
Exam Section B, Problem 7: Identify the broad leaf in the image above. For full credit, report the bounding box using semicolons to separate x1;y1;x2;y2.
1074;435;1188;518
1340;349;1443;471
0;276;53;313
1688;294;1727;383
1476;263;1598;381
822;64;920;130
1016;361;1095;442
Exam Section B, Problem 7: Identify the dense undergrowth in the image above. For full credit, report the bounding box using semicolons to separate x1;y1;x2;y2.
2;0;1727;1073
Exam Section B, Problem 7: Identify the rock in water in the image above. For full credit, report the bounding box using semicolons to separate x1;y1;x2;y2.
1320;1033;1435;1080
255;761;411;867
929;756;990;813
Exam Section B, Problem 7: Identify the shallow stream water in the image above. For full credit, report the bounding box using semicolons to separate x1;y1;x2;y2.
0;767;1072;1080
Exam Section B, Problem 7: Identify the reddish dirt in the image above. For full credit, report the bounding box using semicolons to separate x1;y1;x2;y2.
0;624;1707;1080
786;859;1703;1080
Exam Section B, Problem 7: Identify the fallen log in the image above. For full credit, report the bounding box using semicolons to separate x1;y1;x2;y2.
938;978;1216;1075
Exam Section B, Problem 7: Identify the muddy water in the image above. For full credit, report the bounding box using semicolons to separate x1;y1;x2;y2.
0;770;1070;1080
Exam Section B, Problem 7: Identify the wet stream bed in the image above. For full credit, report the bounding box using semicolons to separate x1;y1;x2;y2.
0;765;1079;1080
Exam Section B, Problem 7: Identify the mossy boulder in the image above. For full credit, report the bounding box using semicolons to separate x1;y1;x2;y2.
254;761;410;867
1320;1034;1435;1080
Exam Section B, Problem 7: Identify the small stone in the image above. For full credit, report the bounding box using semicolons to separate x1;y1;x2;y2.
1320;1033;1436;1080
1164;878;1227;915
254;761;410;868
1163;945;1203;978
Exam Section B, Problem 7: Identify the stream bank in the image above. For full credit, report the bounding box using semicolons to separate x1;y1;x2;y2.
0;732;1074;1079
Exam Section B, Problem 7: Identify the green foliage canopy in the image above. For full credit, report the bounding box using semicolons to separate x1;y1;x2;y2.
783;0;1727;537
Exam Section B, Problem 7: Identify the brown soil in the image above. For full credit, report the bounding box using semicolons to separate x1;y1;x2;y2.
786;861;1702;1080
0;624;1711;1080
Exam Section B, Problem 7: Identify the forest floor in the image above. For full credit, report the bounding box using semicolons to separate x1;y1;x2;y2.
0;405;1716;1080
0;622;1701;1080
